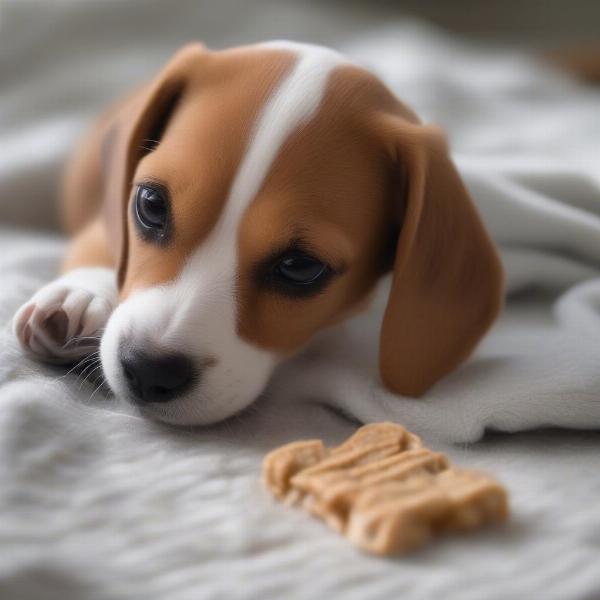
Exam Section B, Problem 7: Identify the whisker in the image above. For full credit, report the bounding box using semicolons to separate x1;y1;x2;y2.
75;355;100;378
74;357;101;386
89;376;108;403
59;352;100;380
62;326;107;348
78;362;103;391
62;335;102;350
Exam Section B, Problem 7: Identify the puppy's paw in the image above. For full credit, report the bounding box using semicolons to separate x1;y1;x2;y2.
13;267;117;363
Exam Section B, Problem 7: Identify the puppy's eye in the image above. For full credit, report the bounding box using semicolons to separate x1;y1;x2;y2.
136;185;167;229
256;245;337;299
134;184;171;244
275;252;329;285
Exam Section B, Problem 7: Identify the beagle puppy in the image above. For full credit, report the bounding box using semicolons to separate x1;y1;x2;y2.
13;41;503;425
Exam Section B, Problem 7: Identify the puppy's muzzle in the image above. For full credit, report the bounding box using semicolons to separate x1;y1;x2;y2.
119;347;195;404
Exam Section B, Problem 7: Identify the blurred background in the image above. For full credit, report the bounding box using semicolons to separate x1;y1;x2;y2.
0;0;598;230
0;6;600;597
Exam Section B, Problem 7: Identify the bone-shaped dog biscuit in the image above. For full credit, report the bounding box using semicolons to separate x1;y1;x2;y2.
263;423;509;555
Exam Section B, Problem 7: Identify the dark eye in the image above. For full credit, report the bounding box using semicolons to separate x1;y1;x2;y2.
134;184;171;244
255;244;338;299
275;252;328;285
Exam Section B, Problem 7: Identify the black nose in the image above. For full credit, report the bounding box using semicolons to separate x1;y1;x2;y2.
120;348;195;404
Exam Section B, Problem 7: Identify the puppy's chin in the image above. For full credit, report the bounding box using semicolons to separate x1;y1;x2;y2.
133;386;262;426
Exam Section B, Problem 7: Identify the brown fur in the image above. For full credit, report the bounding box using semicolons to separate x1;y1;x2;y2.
59;43;504;398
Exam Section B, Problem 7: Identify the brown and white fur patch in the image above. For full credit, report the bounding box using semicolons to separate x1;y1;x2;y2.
13;41;503;425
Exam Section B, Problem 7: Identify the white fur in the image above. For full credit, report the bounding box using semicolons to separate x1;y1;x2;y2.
100;43;345;424
14;267;117;362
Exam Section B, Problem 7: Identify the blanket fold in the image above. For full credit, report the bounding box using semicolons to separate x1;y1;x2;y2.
2;12;600;599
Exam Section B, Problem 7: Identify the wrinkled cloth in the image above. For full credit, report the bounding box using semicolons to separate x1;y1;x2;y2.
297;27;600;442
1;3;600;598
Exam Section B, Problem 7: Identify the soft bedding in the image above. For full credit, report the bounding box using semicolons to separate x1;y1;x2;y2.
1;2;600;598
1;232;600;599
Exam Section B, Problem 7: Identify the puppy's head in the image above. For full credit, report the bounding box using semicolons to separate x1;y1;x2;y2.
99;42;503;425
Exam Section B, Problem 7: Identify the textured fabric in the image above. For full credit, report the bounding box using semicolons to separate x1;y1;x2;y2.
1;2;600;598
308;28;600;442
1;230;600;599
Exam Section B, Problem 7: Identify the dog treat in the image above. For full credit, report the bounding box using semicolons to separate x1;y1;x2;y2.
263;423;509;555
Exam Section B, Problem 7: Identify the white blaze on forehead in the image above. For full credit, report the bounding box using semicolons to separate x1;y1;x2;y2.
178;41;347;293
221;40;346;237
169;43;347;315
180;42;347;280
101;42;347;425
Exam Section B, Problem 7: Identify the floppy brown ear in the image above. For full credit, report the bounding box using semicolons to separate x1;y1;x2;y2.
101;43;206;288
379;120;504;397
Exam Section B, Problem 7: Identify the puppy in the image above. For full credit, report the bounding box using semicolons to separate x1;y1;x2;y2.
13;41;503;425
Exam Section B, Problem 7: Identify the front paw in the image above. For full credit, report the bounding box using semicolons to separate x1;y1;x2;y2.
13;268;117;363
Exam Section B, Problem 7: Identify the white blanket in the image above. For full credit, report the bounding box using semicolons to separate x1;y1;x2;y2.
1;3;600;598
281;27;600;443
1;230;600;599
